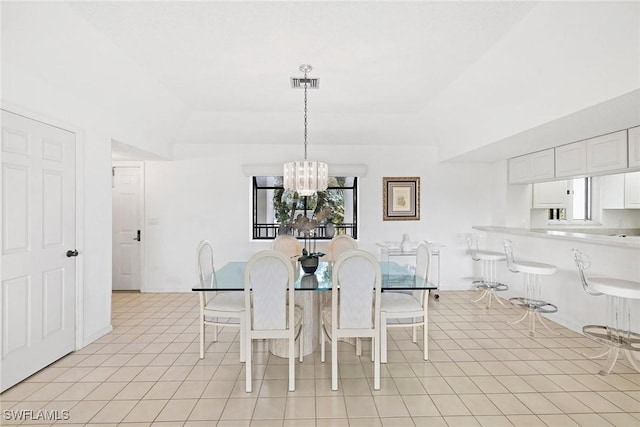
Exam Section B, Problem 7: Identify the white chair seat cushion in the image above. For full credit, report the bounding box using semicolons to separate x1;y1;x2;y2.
588;277;640;299
512;260;556;275
380;292;422;313
205;292;245;313
473;250;506;261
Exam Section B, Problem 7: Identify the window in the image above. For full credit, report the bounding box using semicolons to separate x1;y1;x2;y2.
252;176;358;240
547;177;592;221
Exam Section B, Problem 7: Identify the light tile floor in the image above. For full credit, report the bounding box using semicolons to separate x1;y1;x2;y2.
2;290;640;426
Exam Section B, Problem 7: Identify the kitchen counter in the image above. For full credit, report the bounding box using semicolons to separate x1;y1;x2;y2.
473;226;640;249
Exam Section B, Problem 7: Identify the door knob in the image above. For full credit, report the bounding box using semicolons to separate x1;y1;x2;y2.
133;230;141;241
66;250;79;257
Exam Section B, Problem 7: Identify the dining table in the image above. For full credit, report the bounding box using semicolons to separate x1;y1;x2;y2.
192;260;437;358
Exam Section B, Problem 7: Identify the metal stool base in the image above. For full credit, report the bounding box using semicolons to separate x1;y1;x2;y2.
509;297;558;336
472;281;509;309
582;325;640;373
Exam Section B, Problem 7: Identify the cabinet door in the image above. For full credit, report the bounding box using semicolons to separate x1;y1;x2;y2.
625;171;640;208
600;174;625;209
530;149;555;181
586;130;628;173
532;180;568;208
508;155;531;184
629;126;640;168
555;141;586;178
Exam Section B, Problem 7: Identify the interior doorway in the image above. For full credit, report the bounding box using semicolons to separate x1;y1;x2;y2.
112;162;144;291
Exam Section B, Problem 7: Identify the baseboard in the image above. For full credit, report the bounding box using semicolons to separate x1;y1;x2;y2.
80;325;113;349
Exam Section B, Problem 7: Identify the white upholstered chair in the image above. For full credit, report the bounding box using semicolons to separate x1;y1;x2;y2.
327;234;357;261
320;250;381;390
197;240;246;361
244;250;303;392
380;240;431;362
272;235;301;259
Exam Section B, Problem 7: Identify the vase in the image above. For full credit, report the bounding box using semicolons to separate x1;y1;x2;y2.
325;223;336;238
401;234;412;253
300;257;319;274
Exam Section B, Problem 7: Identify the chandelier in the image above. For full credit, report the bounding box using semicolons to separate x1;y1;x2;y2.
283;64;328;196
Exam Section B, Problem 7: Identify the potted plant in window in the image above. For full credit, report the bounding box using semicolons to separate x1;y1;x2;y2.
291;207;331;274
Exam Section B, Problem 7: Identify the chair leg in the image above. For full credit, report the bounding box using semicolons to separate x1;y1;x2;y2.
423;308;428;361
239;314;246;363
299;326;304;363
199;320;205;359
289;333;295;391
373;332;380;390
412;323;417;343
331;336;338;391
320;320;326;363
245;335;252;393
356;338;362;356
212;319;218;342
380;311;388;364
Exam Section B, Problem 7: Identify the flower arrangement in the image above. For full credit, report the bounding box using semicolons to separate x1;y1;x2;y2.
291;207;332;262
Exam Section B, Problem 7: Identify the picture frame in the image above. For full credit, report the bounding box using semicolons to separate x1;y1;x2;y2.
383;177;420;221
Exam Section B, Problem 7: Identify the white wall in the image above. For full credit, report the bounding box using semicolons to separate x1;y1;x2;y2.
1;3;188;346
143;143;501;292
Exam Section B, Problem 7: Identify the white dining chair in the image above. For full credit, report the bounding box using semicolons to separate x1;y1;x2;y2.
197;240;246;361
320;249;381;390
327;234;357;261
380;240;431;362
244;250;303;392
272;235;301;259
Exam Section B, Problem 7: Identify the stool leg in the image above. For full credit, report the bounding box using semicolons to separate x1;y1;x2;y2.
472;289;489;303
600;346;620;375
583;347;612;359
510;310;529;325
535;311;558;335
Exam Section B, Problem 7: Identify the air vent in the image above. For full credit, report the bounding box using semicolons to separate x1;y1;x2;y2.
291;77;319;89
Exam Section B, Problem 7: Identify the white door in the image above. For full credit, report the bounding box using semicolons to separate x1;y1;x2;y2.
1;110;76;392
112;164;143;290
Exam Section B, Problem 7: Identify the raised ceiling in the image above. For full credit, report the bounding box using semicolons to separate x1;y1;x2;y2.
3;1;639;161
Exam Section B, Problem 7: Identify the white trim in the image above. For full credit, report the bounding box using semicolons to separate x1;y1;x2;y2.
0;101;86;350
241;163;367;177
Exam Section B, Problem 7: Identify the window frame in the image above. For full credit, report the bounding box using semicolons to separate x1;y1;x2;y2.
251;176;358;240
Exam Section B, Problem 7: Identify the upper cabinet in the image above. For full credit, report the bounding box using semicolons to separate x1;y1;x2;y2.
509;149;555;184
585;130;628;174
629;126;640;168
509;128;636;184
600;172;640;209
532;180;567;208
555;141;586;178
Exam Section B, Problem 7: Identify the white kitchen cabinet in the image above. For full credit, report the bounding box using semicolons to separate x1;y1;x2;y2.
600;172;640;209
624;171;640;208
508;149;555;184
555;141;586;178
629;126;640;168
600;174;625;209
586;130;628;174
532;180;568;208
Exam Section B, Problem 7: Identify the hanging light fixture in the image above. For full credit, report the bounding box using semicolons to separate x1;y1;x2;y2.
283;64;328;196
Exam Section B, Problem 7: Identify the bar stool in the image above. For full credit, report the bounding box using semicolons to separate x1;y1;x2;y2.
573;250;640;375
466;234;508;309
503;240;558;336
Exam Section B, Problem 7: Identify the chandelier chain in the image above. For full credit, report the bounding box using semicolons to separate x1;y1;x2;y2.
303;71;308;160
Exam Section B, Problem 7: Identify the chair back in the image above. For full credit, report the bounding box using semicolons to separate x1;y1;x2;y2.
503;239;517;272
414;241;432;303
197;240;217;305
328;235;357;261
572;249;603;296
272;235;302;259
245;250;295;330
466;234;481;261
332;250;381;330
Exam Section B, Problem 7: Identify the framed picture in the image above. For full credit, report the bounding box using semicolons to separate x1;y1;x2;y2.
383;177;420;221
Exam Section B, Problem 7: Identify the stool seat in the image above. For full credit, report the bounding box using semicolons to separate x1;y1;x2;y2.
470;250;506;262
512;260;556;276
587;277;640;300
